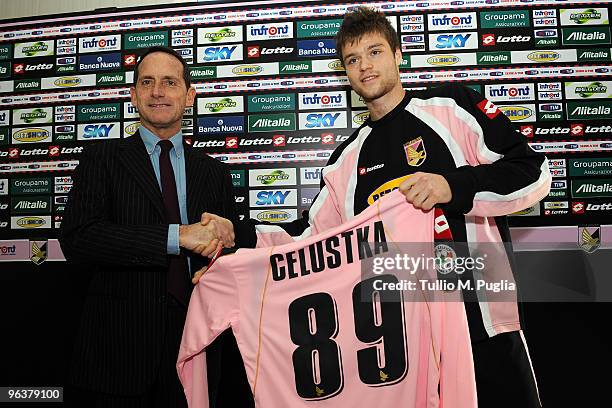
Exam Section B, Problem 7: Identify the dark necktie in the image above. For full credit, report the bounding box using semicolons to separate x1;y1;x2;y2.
158;139;189;306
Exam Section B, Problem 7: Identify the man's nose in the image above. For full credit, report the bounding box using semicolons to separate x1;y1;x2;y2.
151;81;164;97
360;57;373;71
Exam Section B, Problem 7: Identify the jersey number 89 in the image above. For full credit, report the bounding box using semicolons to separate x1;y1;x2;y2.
288;275;408;400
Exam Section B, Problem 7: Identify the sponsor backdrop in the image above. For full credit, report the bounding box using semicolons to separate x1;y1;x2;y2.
0;0;611;264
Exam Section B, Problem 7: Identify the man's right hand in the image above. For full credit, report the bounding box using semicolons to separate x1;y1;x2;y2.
179;223;222;257
200;212;235;247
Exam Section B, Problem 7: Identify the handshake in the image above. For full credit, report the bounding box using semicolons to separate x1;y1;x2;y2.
179;212;235;258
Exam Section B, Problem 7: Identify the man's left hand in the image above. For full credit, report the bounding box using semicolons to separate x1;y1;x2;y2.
399;172;452;211
192;266;207;284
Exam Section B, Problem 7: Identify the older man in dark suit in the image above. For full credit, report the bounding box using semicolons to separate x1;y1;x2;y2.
60;46;249;407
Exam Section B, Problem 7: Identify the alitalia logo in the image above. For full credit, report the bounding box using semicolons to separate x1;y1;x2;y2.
204;98;238;113
477;52;510;64
15;80;39;89
563;27;611;45
11;195;49;214
252;117;290;127
536;38;557;46
248;113;295;132
575;82;607;98
571;105;610;115
14;200;47;209
578;49;610;61
567;31;606;41
572;179;612;198
280;62;311;73
567;101;612;120
282;63;308;71
190;67;215;78
97;73;124;84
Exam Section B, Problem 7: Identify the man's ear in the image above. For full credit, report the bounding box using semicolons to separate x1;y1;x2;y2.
186;86;196;107
130;86;138;108
395;47;402;67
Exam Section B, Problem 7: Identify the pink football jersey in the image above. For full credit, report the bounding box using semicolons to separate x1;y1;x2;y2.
177;190;477;407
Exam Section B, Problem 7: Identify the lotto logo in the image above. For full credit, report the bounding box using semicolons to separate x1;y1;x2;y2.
226;137;238;148
273;134;285;147
570;124;584;136
482;34;495;46
520;125;534;137
247;46;260;58
9;148;19;159
572;202;585;214
124;54;136;66
477;99;501;119
321;133;334;144
13;63;25;74
358;167;366;175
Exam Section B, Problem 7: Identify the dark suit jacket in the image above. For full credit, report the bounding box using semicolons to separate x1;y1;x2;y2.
59;132;241;396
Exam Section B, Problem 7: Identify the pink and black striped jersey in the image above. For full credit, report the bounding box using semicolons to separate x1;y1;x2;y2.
178;191;477;408
248;84;551;341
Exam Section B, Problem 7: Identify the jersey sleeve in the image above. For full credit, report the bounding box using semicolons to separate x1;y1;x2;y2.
410;84;551;217
177;259;240;408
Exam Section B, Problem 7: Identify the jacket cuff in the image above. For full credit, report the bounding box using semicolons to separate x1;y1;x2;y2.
441;166;477;214
233;220;257;249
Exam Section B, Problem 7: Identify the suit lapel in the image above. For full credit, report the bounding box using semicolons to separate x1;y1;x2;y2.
184;143;212;223
118;131;165;219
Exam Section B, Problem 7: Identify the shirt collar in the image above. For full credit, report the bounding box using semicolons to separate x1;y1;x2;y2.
139;125;184;158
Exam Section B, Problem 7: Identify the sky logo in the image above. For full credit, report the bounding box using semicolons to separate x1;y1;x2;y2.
305;113;340;128
299;111;347;129
434;33;472;48
81;124;115;138
254;190;291;206
198;45;242;63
